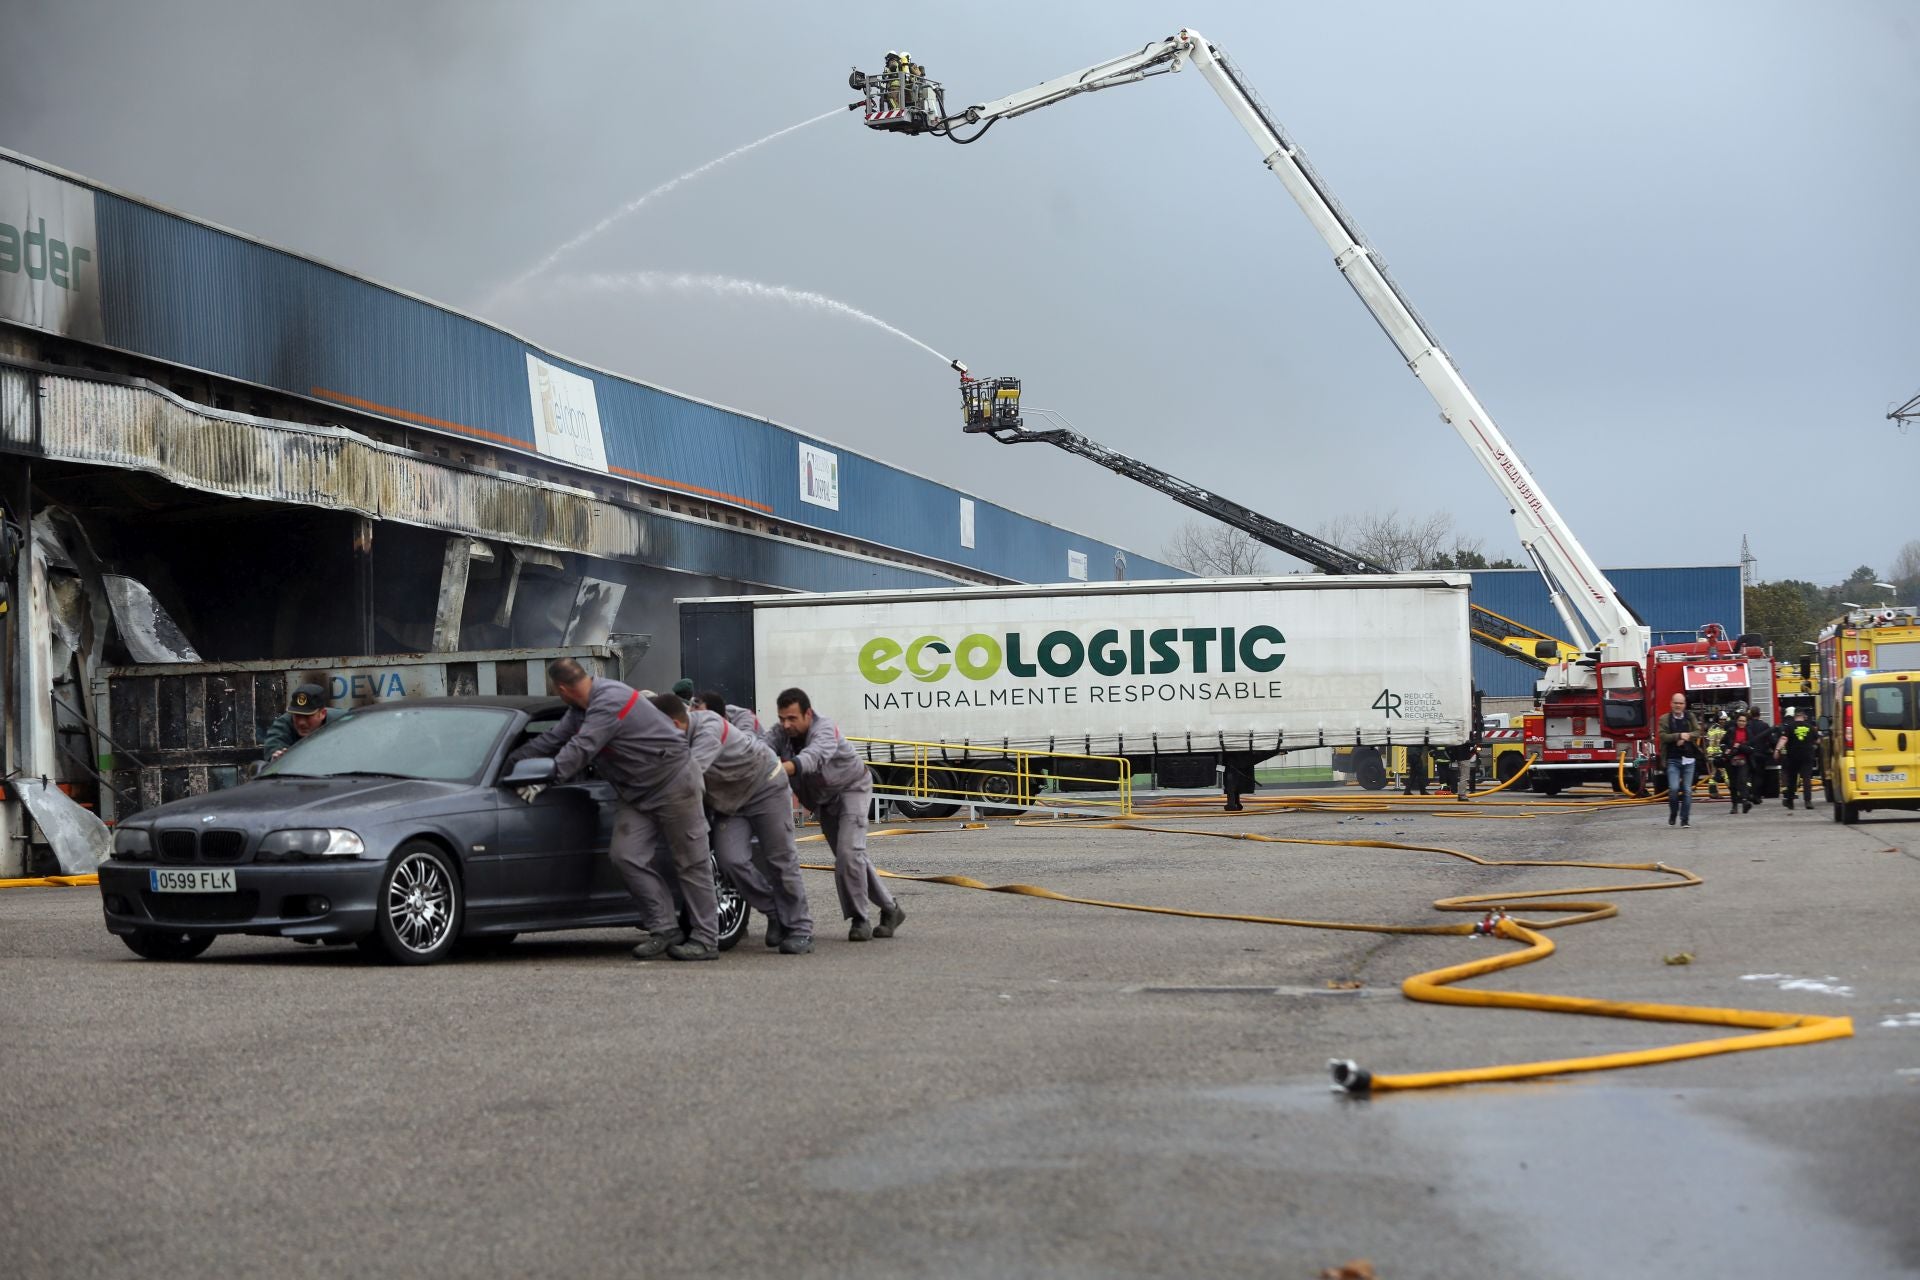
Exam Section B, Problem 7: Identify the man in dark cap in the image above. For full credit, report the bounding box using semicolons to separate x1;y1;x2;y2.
671;678;696;701
262;683;336;761
506;657;722;962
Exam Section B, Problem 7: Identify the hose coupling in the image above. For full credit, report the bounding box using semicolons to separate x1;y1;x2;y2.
1472;908;1510;936
1328;1058;1372;1095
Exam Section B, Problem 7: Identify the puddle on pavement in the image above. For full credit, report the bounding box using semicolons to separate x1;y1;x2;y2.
811;1081;1904;1277
1217;1081;1902;1277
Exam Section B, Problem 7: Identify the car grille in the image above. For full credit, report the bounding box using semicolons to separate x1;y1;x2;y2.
200;831;247;863
154;828;250;863
140;890;261;925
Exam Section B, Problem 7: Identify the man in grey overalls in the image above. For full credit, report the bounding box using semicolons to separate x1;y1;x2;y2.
507;658;721;961
766;687;904;942
652;693;815;954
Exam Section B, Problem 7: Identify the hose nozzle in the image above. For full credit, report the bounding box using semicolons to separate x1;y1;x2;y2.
1328;1058;1372;1095
950;358;969;376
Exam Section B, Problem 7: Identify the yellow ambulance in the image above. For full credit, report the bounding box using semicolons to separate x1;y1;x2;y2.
1830;669;1920;824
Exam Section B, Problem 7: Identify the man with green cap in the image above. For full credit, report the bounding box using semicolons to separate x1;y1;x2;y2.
262;683;338;761
671;678;696;701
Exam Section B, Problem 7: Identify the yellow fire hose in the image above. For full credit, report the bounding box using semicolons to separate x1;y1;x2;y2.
0;874;99;889
1329;916;1854;1094
803;807;1853;1094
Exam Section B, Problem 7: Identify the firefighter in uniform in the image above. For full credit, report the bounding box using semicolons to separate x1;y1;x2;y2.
1703;712;1729;799
1776;706;1820;810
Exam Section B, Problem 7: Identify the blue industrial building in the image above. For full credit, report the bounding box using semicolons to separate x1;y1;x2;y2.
1467;565;1745;697
2;146;1174;589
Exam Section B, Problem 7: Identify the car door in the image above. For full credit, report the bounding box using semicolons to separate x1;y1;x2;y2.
479;720;606;925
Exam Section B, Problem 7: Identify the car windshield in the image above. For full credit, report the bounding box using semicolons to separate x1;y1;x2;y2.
261;706;515;782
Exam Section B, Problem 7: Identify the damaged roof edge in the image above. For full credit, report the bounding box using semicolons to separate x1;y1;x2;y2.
2;364;991;588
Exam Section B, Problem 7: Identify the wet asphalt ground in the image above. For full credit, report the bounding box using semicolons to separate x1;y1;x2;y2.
4;788;1917;1279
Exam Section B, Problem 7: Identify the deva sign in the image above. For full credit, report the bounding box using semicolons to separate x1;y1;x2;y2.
859;625;1284;685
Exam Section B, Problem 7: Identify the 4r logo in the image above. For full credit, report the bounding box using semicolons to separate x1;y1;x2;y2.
1373;688;1402;718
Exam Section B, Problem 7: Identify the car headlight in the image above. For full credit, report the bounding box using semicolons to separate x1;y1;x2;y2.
111;826;154;860
257;828;366;861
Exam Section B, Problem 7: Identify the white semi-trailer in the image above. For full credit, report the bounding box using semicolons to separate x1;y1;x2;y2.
680;575;1473;813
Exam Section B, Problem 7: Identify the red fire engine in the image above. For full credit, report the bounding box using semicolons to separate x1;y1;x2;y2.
1522;623;1779;795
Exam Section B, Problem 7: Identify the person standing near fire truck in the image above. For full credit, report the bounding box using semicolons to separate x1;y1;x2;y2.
1659;693;1705;826
1722;710;1762;814
1703;711;1729;799
1776;706;1820;810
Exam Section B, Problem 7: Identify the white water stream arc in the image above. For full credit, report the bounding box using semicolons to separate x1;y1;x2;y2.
484;108;842;310
552;270;954;366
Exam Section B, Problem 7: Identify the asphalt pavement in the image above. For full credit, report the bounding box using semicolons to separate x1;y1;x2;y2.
4;789;1916;1278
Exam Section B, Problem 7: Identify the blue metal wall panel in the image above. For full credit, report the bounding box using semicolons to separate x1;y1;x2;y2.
1469;566;1744;697
80;180;1180;586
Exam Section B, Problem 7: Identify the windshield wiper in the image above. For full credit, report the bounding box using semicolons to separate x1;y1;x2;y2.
331;770;419;780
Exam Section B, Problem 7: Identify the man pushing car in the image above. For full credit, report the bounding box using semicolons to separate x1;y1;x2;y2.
506;658;722;962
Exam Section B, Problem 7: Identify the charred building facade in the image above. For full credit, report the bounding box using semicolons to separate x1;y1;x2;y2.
0;148;1172;870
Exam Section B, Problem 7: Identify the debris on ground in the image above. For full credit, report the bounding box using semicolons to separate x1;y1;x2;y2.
1664;952;1694;966
1320;1260;1377;1280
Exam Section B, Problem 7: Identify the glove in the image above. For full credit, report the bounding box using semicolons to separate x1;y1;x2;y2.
515;784;546;804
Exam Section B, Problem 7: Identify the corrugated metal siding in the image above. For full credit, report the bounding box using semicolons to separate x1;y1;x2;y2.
73;178;1180;585
0;365;29;443
1469;566;1744;696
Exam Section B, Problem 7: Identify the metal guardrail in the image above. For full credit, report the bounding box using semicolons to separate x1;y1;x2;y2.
853;737;1134;818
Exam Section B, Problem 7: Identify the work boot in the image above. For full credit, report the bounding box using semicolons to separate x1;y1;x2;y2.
631;928;686;960
874;901;906;938
765;917;788;950
848;919;875;942
667;939;718;962
778;933;814;955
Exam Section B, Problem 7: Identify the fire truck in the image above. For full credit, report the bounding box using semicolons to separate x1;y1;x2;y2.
1816;605;1920;798
1521;623;1779;795
848;30;1764;794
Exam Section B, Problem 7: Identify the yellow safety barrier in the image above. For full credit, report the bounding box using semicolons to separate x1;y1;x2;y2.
853;737;1134;818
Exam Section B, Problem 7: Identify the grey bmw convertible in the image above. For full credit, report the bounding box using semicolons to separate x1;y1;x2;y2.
96;697;750;963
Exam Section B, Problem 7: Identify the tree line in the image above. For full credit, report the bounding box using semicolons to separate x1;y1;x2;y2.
1744;540;1920;653
1162;509;1521;577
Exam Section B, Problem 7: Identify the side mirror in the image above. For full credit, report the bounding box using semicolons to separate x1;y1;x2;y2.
502;757;557;786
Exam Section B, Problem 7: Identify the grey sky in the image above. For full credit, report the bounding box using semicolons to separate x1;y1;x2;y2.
6;0;1915;585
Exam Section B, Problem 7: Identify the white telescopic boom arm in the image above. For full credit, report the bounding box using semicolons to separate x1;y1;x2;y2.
953;31;1649;665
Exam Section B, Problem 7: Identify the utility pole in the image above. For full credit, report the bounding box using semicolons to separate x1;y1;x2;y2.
1740;535;1756;588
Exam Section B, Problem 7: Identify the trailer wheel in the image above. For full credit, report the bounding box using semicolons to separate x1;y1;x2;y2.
1494;753;1525;784
886;766;960;820
976;773;1026;815
1353;747;1387;791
